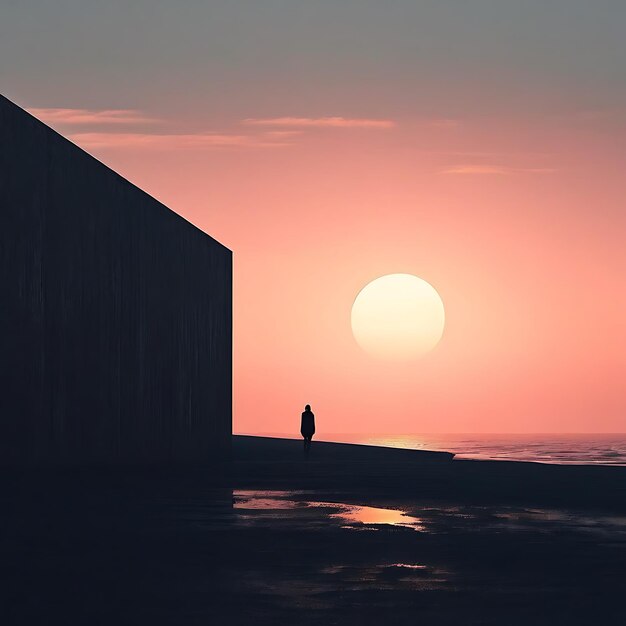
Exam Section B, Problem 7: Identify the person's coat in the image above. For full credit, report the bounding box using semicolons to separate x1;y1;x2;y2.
301;411;315;438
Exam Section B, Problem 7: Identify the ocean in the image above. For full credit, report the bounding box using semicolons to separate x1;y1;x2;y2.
250;433;626;465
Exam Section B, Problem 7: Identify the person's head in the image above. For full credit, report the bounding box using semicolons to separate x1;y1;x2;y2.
305;404;311;412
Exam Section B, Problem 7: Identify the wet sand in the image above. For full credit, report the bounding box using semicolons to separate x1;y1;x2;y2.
1;436;625;624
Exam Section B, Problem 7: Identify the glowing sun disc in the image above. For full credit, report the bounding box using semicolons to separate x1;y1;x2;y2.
351;274;445;360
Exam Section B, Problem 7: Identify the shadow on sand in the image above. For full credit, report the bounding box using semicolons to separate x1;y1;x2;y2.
1;436;625;625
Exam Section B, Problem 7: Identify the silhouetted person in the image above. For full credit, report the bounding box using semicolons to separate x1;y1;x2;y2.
301;404;315;455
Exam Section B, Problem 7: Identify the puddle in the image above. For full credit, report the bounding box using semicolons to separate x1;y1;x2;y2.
234;490;425;531
329;504;424;530
232;490;304;510
232;490;626;539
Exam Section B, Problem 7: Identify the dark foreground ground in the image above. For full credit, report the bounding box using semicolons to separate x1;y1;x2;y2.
1;436;625;625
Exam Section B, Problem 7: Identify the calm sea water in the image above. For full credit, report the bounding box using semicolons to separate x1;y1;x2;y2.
251;433;626;465
335;434;626;465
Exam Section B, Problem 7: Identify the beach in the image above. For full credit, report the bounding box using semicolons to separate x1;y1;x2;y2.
2;436;625;625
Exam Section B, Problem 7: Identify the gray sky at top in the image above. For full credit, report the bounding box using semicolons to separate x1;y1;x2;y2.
1;1;625;123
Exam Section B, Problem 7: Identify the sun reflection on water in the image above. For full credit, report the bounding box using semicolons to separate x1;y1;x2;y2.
233;490;425;531
330;504;425;530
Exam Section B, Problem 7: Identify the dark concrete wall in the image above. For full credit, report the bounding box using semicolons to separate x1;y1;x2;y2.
0;95;232;465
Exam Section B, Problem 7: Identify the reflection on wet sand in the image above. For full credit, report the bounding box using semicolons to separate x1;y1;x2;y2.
3;479;625;623
233;490;626;540
232;490;304;509
492;508;626;537
233;490;425;530
330;504;424;530
316;563;450;592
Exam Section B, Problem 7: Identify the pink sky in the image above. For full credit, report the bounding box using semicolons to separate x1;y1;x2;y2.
7;1;624;435
24;104;625;435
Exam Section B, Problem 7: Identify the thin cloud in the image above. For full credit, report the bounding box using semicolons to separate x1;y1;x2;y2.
442;165;510;175
31;106;393;151
28;107;157;126
264;130;305;137
69;132;289;150
441;164;557;175
243;116;396;129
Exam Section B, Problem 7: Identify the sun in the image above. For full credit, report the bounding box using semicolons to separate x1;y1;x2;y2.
351;274;445;360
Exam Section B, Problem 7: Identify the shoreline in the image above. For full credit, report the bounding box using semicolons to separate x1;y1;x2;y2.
232;435;626;513
237;431;626;466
